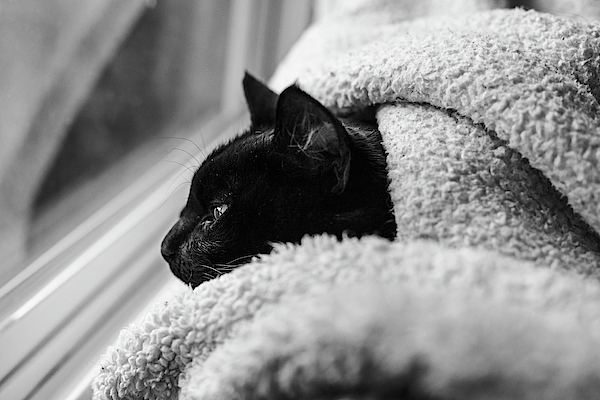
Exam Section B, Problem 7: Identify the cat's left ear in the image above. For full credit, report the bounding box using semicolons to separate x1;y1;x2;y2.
243;72;279;128
274;85;351;194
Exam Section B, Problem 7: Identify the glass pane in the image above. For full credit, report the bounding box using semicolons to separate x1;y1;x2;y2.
0;1;232;283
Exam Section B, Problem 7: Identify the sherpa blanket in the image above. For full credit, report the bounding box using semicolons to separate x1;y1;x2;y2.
93;1;600;399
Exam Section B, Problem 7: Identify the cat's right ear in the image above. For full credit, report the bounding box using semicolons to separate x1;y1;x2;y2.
243;72;279;128
274;85;351;195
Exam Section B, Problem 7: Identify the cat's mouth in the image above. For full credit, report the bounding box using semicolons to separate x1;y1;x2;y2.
160;222;211;287
161;242;212;289
161;246;221;288
163;250;256;288
161;222;258;287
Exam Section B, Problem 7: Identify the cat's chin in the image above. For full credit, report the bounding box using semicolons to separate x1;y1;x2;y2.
164;253;214;288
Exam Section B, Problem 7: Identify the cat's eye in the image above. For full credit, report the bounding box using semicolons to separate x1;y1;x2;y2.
213;204;229;220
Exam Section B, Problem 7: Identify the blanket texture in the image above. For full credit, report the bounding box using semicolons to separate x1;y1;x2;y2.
93;1;600;399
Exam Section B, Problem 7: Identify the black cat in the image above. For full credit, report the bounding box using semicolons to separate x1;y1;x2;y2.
161;73;396;287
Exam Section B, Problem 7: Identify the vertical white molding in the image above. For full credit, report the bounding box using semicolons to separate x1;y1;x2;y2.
275;0;312;65
221;0;256;114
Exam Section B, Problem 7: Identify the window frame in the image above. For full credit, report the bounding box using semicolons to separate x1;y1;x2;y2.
0;1;312;399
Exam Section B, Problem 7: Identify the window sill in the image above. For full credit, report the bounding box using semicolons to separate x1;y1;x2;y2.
0;112;244;400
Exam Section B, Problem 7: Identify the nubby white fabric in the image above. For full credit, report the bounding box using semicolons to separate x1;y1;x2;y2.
93;2;600;399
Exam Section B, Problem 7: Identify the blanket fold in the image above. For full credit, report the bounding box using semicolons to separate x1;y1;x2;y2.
92;2;600;399
270;4;600;276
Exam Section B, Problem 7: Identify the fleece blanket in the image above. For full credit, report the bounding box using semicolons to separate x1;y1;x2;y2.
93;1;600;399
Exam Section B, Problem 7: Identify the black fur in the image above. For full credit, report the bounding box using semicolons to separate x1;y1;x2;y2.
161;73;396;287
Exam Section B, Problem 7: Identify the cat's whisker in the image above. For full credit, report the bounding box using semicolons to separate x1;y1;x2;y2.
212;264;241;271
168;147;201;167
202;264;226;276
161;160;195;193
171;167;194;186
186;269;194;284
161;136;206;160
168;180;192;196
201;272;213;281
161;163;192;196
161;159;196;174
225;254;255;265
157;180;192;212
156;161;195;212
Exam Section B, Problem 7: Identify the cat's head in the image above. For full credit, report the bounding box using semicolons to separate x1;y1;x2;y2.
161;73;394;287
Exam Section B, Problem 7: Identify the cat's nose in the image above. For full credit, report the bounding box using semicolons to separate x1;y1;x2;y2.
162;215;200;262
161;219;186;261
160;234;176;261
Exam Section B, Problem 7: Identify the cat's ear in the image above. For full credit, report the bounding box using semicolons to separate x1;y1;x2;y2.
243;72;279;128
274;85;351;194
